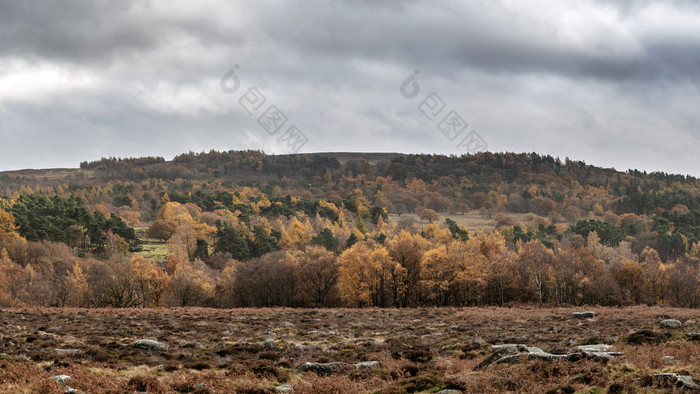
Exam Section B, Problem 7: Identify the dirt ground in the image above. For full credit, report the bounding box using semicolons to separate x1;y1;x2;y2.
0;306;698;393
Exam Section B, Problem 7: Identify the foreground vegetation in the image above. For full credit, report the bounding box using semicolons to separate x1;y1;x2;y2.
0;306;698;393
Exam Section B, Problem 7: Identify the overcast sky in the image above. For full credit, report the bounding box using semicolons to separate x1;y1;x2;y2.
1;0;699;175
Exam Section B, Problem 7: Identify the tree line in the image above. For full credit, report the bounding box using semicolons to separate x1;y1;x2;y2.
1;197;698;308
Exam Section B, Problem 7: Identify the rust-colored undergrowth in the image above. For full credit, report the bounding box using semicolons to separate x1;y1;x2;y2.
0;306;698;393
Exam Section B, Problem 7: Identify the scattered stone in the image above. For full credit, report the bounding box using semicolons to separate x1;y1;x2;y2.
282;321;295;328
575;344;613;352
660;319;682;329
662;356;677;365
687;332;700;341
276;384;294;392
475;343;622;370
474;346;522;370
528;350;579;362
55;348;80;356
582;351;623;360
262;338;277;348
298;361;344;375
50;375;71;384
572;312;596;319
262;331;277;337
653;373;700;390
436;390;462;394
354;361;380;369
491;344;526;351
494;354;526;365
133;339;167;352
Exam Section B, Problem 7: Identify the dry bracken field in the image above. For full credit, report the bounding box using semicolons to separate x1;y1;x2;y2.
0;306;699;393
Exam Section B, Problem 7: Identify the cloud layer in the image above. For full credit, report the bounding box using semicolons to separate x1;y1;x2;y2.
1;0;699;175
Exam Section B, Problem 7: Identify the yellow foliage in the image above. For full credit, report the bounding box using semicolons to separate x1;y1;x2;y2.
67;262;89;307
421;224;452;244
167;260;214;306
280;217;314;249
130;256;170;307
0;247;28;306
338;241;401;307
157;202;194;225
592;203;604;216
406;178;427;194
0;210;21;243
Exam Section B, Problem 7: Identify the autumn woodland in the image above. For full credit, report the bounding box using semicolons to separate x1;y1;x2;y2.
0;150;698;309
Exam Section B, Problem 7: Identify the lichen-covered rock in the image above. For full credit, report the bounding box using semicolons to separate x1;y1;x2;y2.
572;311;596;319
55;348;80;356
354;361;380;369
475;343;622;370
133;339;167;351
575;344;612;352
653;373;700;390
50;375;71;384
474;346;521;370
491;344;527;352
494;354;526;365
582;351;623;360
298;362;344;375
660;319;682;329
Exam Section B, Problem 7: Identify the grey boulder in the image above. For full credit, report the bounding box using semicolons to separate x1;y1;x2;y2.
298;362;344;375
660;319;682;329
133;339;167;351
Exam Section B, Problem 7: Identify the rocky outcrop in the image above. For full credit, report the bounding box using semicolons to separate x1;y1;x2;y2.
133;339;167;352
354;361;380;369
653;373;700;390
474;343;623;370
660;319;682;329
298;362;345;375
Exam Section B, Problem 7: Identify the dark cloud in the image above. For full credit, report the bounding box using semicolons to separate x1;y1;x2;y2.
0;1;153;62
0;0;699;175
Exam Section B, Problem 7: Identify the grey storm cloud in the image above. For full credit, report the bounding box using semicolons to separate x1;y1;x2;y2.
1;0;699;175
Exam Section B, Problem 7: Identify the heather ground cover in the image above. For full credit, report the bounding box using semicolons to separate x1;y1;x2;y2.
0;306;698;393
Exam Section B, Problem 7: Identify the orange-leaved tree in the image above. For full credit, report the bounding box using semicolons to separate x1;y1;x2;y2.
386;231;430;307
338;240;405;307
130;255;170;307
